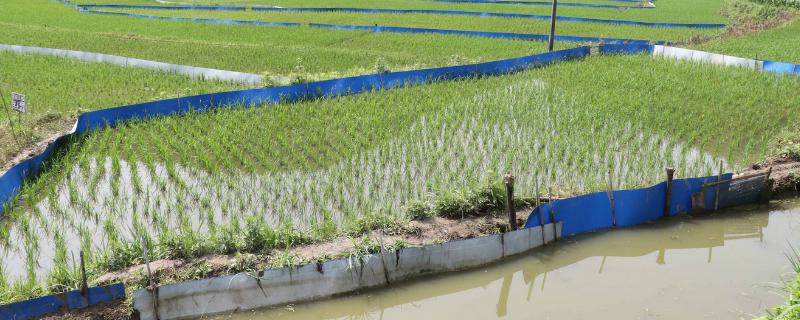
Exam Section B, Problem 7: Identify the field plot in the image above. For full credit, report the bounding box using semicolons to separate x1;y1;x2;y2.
92;6;721;42
0;0;552;75
2;0;800;314
70;0;731;24
0;0;561;170
0;52;246;170
2;54;800;302
694;17;800;63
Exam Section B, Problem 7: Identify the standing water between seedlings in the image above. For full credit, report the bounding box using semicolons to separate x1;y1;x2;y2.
211;199;800;320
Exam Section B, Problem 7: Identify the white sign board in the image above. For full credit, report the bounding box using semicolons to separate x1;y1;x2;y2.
11;92;26;113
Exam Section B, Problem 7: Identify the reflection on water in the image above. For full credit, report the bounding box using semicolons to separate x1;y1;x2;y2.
213;200;800;320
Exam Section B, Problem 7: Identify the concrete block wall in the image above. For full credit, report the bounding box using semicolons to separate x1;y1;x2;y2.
653;45;763;71
0;44;265;84
133;223;561;320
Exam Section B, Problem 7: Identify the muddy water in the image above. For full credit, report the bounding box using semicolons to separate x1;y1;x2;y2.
213;200;800;320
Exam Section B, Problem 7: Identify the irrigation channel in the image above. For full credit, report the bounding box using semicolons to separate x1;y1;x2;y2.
210;199;800;320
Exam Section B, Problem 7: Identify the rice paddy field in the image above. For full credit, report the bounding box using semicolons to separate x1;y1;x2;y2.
0;0;799;315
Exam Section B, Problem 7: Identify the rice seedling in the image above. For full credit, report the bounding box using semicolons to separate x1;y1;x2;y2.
2;54;798;302
92;6;720;42
69;0;731;24
0;0;555;76
0;51;247;170
693;17;800;63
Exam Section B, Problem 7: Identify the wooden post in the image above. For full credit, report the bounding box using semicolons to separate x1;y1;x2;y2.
505;174;517;231
142;237;160;320
664;167;675;217
761;167;773;203
536;179;545;244
547;0;559;51
548;187;557;240
377;229;391;285
79;251;88;298
608;170;616;227
714;160;723;211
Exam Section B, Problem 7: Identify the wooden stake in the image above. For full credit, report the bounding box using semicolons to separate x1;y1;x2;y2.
714;160;723;211
548;187;557;240
504;174;517;231
608;170;616;227
664;167;675;218
547;0;559;51
761;167;773;203
142;237;160;320
535;179;545;245
79;251;88;298
377;229;391;285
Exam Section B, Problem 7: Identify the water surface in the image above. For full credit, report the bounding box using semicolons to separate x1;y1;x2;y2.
214;200;800;320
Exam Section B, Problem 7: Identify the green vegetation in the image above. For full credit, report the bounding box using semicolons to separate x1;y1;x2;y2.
534;54;800;165
0;52;246;169
0;0;554;75
94;7;720;42
72;0;730;24
770;126;800;161
694;17;800;63
750;0;800;9
3;54;800;302
1;0;799;313
757;250;800;320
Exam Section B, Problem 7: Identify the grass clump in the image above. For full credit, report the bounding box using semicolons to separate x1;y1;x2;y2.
407;177;506;220
721;0;786;23
757;248;800;319
770;128;800;161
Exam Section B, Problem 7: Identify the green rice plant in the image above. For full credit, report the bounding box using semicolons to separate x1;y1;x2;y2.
1;54;799;301
96;6;720;43
693;16;800;63
70;0;730;23
0;51;247;167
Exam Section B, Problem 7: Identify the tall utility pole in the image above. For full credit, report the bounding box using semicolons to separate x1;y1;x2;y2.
548;0;558;51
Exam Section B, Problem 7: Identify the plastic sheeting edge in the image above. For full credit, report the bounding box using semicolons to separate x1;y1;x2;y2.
0;283;126;320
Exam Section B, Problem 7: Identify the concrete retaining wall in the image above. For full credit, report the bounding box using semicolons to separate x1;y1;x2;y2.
0;44;264;85
653;45;763;71
133;222;561;320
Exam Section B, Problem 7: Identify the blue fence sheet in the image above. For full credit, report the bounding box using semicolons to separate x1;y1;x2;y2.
429;0;653;9
763;60;800;75
0;283;125;320
76;6;665;45
309;23;663;45
77;4;726;29
524;173;734;236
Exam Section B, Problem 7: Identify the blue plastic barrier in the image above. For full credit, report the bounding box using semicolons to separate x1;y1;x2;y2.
0;283;126;320
428;0;654;9
308;23;663;44
77;4;726;28
524;173;733;236
75;7;666;45
763;60;800;75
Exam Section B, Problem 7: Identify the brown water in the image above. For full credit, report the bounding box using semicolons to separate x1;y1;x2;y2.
212;200;800;320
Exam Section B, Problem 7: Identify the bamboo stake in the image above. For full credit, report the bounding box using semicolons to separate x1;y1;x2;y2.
536;179;545;245
664;167;675;218
714;160;723;211
504;174;516;231
608;170;616;227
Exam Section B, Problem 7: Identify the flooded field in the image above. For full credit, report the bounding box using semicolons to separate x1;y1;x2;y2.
214;199;800;320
